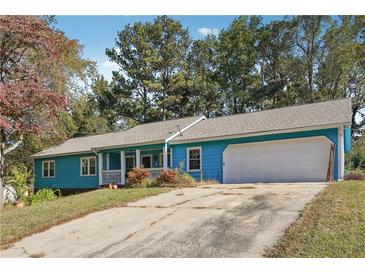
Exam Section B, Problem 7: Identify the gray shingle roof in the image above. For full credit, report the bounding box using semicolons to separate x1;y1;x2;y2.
32;116;200;158
172;98;352;143
32;98;352;158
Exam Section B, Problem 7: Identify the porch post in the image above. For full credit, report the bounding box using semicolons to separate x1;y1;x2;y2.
120;150;126;185
106;153;110;170
163;143;168;171
136;149;141;168
170;147;172;168
98;152;103;186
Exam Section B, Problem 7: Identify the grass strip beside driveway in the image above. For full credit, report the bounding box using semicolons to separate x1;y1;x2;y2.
268;180;365;258
0;188;170;247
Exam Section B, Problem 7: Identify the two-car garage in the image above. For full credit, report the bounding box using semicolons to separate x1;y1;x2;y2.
222;136;334;183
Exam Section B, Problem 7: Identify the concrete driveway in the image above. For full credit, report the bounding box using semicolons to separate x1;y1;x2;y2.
0;183;327;258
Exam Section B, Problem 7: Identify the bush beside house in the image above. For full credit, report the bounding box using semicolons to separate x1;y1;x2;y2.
344;170;365;180
345;135;365;180
31;189;59;205
157;170;178;185
346;135;365;170
126;168;151;188
126;167;200;188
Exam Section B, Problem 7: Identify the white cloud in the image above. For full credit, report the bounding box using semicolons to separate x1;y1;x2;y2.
197;27;219;37
97;60;120;81
102;60;119;69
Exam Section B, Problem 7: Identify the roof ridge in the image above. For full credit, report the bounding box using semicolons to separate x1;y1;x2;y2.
61;131;122;141
131;115;202;128
202;97;350;122
41;116;201;147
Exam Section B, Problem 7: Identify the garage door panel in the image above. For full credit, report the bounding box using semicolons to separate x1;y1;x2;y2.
223;137;331;183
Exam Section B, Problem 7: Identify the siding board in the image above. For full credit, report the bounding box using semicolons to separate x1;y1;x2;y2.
34;153;98;189
172;128;339;183
34;129;339;188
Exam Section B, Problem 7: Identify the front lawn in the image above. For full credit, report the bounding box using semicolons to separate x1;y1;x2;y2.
267;180;365;257
0;188;169;247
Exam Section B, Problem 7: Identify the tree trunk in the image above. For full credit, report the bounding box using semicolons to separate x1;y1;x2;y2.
351;104;360;137
0;129;5;210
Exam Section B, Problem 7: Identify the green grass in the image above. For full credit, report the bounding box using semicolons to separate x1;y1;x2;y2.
0;188;170;247
267;180;365;258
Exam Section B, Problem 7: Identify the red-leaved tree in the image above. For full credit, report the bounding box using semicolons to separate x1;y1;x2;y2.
0;16;67;207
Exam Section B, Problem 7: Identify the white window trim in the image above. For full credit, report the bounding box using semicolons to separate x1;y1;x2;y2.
42;160;55;178
141;154;153;169
187;147;202;172
80;156;97;176
159;151;171;167
125;155;135;169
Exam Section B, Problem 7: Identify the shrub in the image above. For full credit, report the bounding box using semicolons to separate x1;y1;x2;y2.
126;168;150;187
157;170;177;185
156;170;198;187
31;188;59;205
5;164;32;202
140;178;161;188
176;162;197;186
344;170;365;180
175;172;196;186
20;195;33;206
346;135;365;169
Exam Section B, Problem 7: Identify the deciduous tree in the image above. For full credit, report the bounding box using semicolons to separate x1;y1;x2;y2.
317;16;365;136
0;16;67;207
0;16;96;207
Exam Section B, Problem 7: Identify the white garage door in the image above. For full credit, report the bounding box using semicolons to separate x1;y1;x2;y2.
223;136;332;183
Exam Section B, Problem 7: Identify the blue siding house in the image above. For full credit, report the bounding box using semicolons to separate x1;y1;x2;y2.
32;99;352;190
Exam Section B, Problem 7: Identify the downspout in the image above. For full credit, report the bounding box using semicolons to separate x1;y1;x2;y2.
163;116;206;171
338;126;344;180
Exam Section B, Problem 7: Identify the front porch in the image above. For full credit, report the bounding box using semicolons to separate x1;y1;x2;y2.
98;145;171;186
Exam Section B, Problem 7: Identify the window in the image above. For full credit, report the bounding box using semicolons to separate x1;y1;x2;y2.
187;147;201;171
141;154;152;169
42;160;55;178
125;156;135;171
81;157;96;176
159;151;171;168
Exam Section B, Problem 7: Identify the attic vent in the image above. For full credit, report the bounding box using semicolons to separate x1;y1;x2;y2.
177;125;183;136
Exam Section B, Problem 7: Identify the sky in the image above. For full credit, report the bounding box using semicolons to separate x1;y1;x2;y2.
56;16;284;80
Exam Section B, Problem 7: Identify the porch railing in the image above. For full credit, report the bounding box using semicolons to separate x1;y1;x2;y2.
147;168;163;178
101;168;163;185
101;170;121;185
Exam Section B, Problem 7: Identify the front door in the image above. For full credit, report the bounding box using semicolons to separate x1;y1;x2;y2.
141;155;152;168
125;156;135;172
